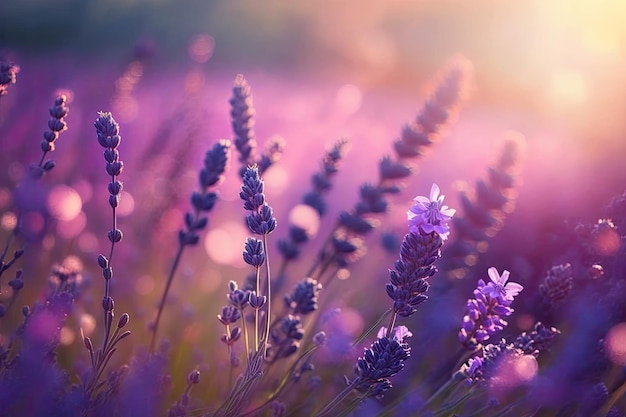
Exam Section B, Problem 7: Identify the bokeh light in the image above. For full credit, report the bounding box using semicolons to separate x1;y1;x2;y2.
605;322;626;366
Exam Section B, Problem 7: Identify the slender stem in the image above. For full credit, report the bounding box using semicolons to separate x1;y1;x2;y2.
352;308;392;347
599;377;626;416
385;311;398;338
151;243;185;352
239;306;250;368
314;379;359;417
254;264;261;352
262;234;272;356
423;377;458;410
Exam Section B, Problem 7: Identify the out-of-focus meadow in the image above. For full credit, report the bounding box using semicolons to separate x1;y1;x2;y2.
2;1;626;415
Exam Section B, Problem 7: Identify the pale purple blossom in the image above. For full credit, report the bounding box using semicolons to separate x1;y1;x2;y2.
481;267;523;302
407;184;455;240
378;325;413;343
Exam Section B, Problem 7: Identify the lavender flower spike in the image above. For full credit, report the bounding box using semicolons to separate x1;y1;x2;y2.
481;267;523;302
407;184;455;240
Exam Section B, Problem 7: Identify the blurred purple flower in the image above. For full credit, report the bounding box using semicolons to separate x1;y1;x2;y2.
481;267;523;302
407;184;455;240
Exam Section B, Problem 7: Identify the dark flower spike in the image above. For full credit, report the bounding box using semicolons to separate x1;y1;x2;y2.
442;133;524;277
386;229;443;318
539;263;573;306
284;277;323;315
353;336;411;398
243;237;265;267
231;74;258;174
85;111;131;403
278;137;350;264
151;139;231;351
513;322;561;355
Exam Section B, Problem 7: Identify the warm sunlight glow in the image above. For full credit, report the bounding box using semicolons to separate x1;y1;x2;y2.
605;322;626;365
47;185;82;221
204;221;248;266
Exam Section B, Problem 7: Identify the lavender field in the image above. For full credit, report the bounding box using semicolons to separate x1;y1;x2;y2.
1;1;626;416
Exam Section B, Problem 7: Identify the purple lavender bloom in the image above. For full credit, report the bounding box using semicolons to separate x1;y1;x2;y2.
539;263;573;305
231;74;257;174
240;165;266;211
513;322;561;355
459;268;522;349
385;230;443;317
458;340;532;387
284;277;322;315
240;165;276;235
353;336;411;398
481;267;523;302
243;237;265;267
270;314;304;360
407;184;455;240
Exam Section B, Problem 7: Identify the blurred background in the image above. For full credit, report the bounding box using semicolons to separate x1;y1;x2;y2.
1;0;626;398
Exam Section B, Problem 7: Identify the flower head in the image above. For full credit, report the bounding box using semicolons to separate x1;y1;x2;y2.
481;267;523;302
407;184;455;240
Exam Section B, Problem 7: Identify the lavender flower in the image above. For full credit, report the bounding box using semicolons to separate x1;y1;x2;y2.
407;184;456;240
243;237;265;267
284;277;322;315
152;140;231;350
481;267;523;302
539;263;573;305
270;314;305;360
459;268;522;349
230;75;284;177
513;322;561;356
353;336;411;397
385;230;443;318
240;165;276;235
278;138;350;262
231;74;257;172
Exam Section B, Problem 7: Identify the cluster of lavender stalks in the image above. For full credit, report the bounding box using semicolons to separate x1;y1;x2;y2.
0;56;625;417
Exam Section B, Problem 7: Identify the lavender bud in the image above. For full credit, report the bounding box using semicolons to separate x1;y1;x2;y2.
108;229;123;243
312;331;326;345
117;313;129;329
14;250;24;259
0;304;6;318
8;278;23;291
84;336;94;352
108;181;123;195
102;267;113;280
41;140;54;152
22;305;30;317
243;237;265;267
98;254;109;268
106;161;124;177
43;130;58;142
104;149;119;163
248;292;266;309
109;194;120;208
187;369;201;385
102;296;115;312
48;118;67;132
42;160;56;171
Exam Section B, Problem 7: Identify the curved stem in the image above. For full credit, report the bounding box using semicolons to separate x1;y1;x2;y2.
262;234;272;356
150;243;185;352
